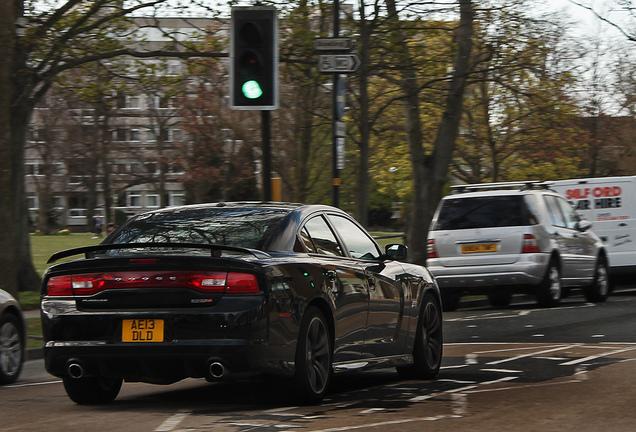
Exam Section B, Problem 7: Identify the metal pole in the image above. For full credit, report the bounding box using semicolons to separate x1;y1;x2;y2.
332;0;340;208
262;110;272;201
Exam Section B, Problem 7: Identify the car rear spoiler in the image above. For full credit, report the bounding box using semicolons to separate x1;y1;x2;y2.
47;242;271;264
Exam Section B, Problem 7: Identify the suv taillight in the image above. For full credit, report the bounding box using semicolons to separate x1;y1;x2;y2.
521;234;540;253
427;239;438;259
46;271;260;296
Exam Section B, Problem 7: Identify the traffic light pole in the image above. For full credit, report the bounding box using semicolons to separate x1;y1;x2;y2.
262;110;272;201
332;0;340;208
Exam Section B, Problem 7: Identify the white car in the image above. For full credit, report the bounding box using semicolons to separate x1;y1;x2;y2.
427;181;610;311
0;288;26;384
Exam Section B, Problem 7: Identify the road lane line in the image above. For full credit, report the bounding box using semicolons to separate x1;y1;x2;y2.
5;380;62;388
486;345;579;365
155;411;190;432
560;347;636;366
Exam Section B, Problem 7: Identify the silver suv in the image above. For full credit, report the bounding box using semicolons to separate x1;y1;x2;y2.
427;181;609;311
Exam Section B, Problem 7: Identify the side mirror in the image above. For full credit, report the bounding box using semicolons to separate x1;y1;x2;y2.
577;220;592;232
385;244;408;261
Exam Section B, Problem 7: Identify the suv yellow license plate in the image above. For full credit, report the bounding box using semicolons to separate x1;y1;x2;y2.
122;319;164;342
461;243;497;254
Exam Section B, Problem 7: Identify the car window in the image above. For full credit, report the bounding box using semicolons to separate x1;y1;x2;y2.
555;196;580;230
434;196;530;230
327;214;381;260
109;207;288;250
523;195;540;225
544;195;568;228
302;216;344;257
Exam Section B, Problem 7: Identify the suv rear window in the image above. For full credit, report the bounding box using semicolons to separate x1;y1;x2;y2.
434;196;531;230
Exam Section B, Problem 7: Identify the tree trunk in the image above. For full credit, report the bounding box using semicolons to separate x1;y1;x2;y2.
407;0;475;265
0;0;20;298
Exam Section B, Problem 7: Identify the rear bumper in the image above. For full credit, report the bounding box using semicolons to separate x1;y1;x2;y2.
427;254;549;290
43;340;295;383
41;298;297;382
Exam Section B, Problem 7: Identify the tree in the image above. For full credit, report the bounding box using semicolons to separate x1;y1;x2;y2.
1;0;224;297
454;4;588;183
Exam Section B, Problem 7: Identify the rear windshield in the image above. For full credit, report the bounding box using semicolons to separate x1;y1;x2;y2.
108;207;289;251
434;196;532;230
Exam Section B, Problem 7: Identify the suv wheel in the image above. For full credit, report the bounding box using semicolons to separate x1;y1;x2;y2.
536;260;561;308
584;257;609;303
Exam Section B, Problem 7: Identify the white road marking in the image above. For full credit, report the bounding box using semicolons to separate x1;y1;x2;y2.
5;380;62;388
487;345;578;365
560;347;636;366
155;411;190;432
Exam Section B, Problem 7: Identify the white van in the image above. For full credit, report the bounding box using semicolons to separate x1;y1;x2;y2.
550;176;636;282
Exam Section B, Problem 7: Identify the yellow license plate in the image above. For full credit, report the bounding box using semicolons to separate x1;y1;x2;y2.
122;319;164;342
461;243;497;254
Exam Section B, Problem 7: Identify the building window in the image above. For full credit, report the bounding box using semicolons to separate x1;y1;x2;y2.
127;96;141;109
146;130;157;142
27;194;38;210
114;128;127;142
130;129;141;142
167;192;185;207
167;128;182;142
146;193;160;208
128;191;142;207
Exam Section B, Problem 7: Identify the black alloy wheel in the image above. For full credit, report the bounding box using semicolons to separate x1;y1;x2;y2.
291;306;332;404
397;293;443;379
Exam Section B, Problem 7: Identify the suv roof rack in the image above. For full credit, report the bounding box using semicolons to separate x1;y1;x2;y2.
451;181;553;193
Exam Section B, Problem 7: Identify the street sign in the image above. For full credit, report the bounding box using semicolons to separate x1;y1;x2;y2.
314;37;355;51
319;54;360;74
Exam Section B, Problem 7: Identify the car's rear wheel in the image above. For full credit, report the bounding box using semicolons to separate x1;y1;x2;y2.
290;306;332;405
536;260;562;308
397;293;443;380
62;376;123;404
0;313;24;384
584;257;610;303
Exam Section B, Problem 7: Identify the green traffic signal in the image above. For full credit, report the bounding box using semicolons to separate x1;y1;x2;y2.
242;80;263;99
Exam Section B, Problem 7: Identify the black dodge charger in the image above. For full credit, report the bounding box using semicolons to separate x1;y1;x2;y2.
41;202;443;405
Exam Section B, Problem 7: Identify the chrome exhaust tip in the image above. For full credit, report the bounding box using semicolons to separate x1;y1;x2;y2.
67;362;84;379
208;361;226;379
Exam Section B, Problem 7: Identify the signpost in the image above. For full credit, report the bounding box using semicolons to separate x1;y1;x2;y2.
314;27;359;207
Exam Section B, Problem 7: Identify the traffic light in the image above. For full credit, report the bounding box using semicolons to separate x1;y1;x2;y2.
230;6;278;110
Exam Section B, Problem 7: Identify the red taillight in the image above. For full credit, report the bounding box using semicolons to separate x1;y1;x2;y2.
427;239;439;259
225;273;259;293
46;271;260;296
46;275;74;296
521;234;541;253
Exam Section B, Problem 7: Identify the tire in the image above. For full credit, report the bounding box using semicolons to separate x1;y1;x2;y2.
584;257;610;303
62;376;123;405
290;306;332;405
397;293;443;380
0;312;24;385
536;260;562;308
488;290;512;308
